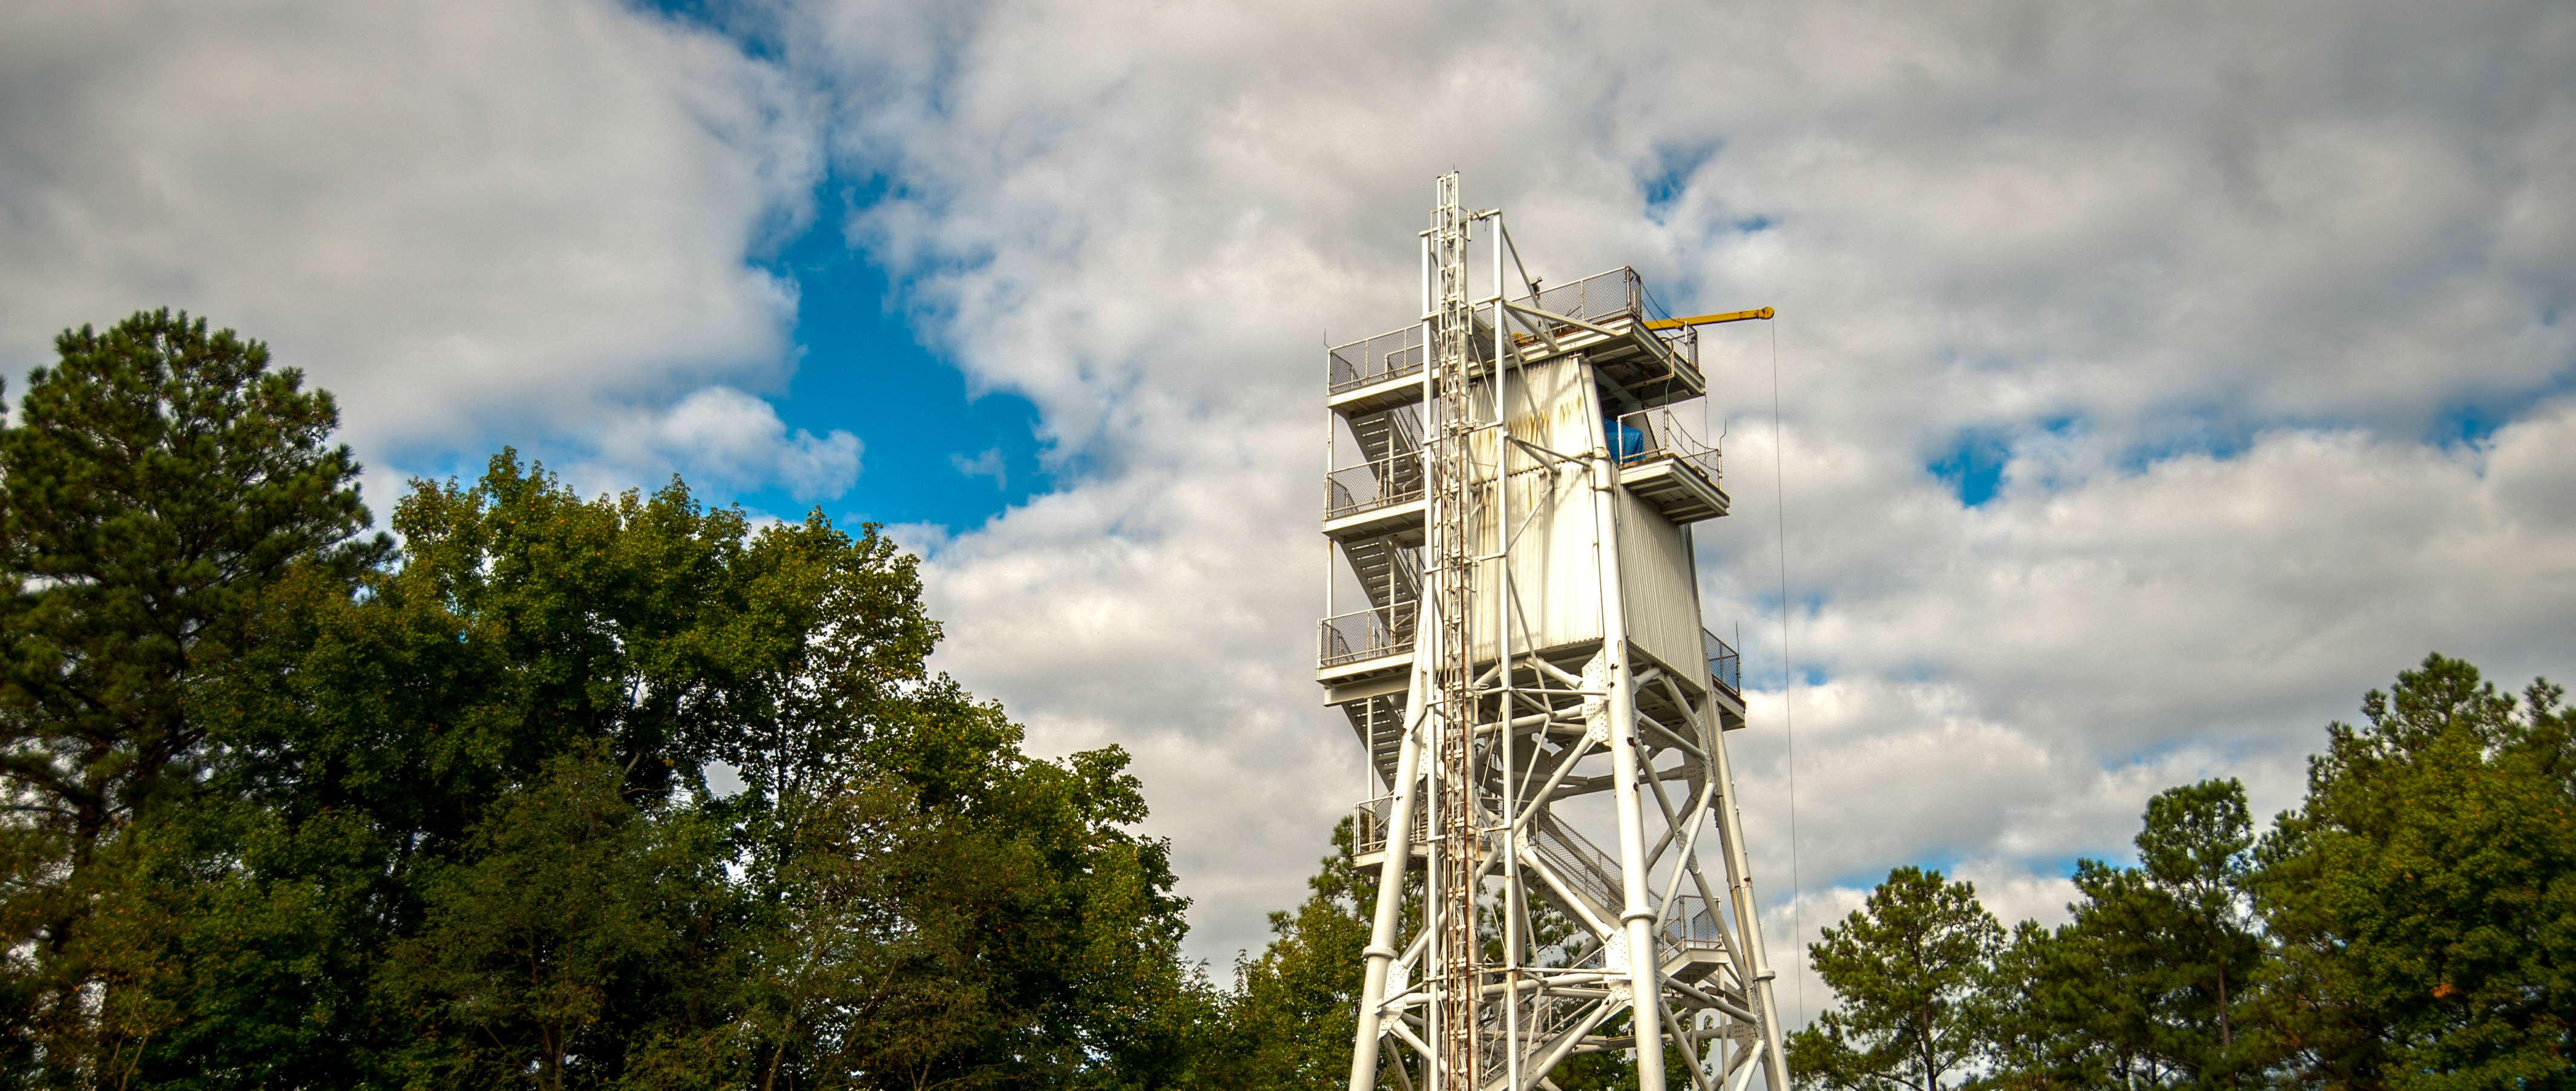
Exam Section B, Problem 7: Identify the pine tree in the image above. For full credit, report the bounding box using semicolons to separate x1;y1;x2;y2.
0;310;379;1079
1788;867;2003;1091
1988;781;2267;1088
2252;654;2576;1089
0;309;375;845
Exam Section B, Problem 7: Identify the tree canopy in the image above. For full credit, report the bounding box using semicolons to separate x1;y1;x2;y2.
0;312;1197;1090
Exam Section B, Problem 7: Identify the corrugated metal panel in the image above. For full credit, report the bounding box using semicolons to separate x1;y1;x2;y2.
1494;359;1592;469
1469;358;1623;664
1470;462;1602;663
1462;356;1704;669
1618;488;1703;680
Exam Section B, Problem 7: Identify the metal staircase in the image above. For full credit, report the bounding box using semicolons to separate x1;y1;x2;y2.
1341;694;1408;790
1343;537;1421;615
1350;404;1424;465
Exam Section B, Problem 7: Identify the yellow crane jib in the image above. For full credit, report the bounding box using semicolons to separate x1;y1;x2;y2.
1643;306;1774;330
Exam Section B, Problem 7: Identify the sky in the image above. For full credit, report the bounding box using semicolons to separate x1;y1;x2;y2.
4;0;2572;1015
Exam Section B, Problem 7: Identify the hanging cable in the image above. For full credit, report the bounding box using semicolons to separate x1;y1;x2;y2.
1769;315;1807;1025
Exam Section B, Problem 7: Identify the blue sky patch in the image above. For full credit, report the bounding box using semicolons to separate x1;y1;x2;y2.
730;190;1053;532
1928;429;2011;506
2426;365;2576;449
1639;142;1718;218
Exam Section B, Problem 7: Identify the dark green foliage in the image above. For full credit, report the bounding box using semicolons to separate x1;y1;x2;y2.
0;314;1198;1089
1986;781;2265;1089
2251;654;2576;1090
380;747;735;1088
1788;867;2003;1091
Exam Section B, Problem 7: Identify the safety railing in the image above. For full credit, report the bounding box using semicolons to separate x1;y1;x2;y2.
1325;450;1427;520
1528;815;1621;917
1351;794;1424;856
1526;267;1646;329
1510;267;1706;378
1612;406;1723;485
1703;629;1741;699
1319;604;1416;668
1327;324;1427;393
1657;896;1726;963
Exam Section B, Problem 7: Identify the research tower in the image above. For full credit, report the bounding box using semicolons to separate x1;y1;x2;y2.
1318;174;1788;1091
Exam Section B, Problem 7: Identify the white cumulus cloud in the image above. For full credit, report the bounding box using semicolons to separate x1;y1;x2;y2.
767;0;2576;972
588;385;862;502
0;0;822;461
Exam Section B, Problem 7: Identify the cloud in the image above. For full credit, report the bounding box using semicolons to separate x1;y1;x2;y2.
767;0;2576;971
950;447;1007;487
588;385;862;501
0;0;821;457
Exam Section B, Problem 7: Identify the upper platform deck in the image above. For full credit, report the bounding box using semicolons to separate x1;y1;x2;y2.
1324;267;1704;417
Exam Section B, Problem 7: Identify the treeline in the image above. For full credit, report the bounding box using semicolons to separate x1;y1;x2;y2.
6;313;2567;1090
0;312;1214;1089
1791;654;2576;1090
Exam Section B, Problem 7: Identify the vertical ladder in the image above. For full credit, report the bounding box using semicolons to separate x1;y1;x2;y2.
1428;172;1480;1091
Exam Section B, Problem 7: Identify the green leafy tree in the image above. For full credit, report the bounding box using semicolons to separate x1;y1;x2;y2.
1987;781;2266;1089
380;747;735;1089
0;312;1263;1089
155;454;836;1086
1789;867;2003;1091
2250;654;2576;1090
729;777;984;1091
281;457;1195;1090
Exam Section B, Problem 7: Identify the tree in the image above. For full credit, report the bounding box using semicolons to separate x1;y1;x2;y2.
1789;867;2003;1091
0;309;377;843
149;454;843;1087
2250;654;2576;1090
379;747;736;1089
729;776;987;1091
0;310;380;1084
224;455;1198;1090
1987;781;2266;1089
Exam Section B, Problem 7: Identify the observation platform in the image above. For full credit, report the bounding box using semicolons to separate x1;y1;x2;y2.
1611;407;1730;525
1322;267;1707;416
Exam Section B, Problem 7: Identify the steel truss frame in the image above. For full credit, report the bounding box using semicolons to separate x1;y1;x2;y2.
1344;175;1790;1091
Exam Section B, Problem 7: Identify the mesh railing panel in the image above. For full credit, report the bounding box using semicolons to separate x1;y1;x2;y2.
1319;605;1415;667
1655;897;1727;968
1324;451;1427;520
1613;406;1723;483
1703;629;1741;698
1327;325;1427;392
1352;795;1423;855
1528;267;1643;327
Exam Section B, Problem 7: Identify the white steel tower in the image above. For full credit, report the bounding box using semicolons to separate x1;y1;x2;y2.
1318;174;1787;1091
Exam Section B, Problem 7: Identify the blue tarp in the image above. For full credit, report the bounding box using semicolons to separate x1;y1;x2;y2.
1608;418;1647;461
